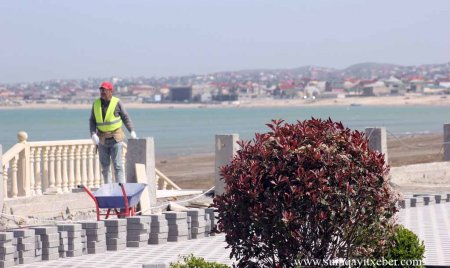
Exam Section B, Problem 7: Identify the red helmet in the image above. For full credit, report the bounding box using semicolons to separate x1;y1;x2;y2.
99;82;113;91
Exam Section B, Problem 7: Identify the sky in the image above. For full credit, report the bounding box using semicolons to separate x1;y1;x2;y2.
0;0;449;84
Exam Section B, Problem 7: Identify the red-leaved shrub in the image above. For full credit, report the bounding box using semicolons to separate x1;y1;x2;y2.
213;118;398;267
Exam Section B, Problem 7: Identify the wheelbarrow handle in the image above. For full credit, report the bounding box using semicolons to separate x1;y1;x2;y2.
77;185;84;189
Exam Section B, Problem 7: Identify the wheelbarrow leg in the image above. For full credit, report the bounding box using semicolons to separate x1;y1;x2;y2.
79;185;101;221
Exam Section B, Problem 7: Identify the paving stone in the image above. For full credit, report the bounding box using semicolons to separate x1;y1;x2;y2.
127;217;150;224
42;247;59;255
0;233;13;242
150;225;168;233
103;219;127;227
65;250;83;257
41;253;59;261
126;233;148;242
167;236;188;242
148;233;168;240
106;232;126;239
57;224;82;232
11;229;35;237
167;228;189;236
142;264;167;268
40;233;60;242
126;241;147;248
127;223;149;230
80;221;105;229
163;212;187;220
0;247;15;255
0;259;15;268
127;229;148;236
147;238;167;245
106;244;127;251
87;246;106;254
41;241;60;248
31;227;58;235
85;229;106;236
105;226;127;233
17;237;35;244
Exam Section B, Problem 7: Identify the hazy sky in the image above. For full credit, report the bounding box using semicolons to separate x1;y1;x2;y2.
1;0;449;83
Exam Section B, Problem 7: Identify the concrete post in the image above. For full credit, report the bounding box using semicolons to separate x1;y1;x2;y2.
214;134;239;196
126;138;156;209
365;127;388;164
0;145;3;211
444;124;450;161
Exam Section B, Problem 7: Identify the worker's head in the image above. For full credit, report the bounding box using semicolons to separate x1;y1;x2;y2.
99;82;113;101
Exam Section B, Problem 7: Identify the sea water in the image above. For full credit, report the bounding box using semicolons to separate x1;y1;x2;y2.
0;105;447;157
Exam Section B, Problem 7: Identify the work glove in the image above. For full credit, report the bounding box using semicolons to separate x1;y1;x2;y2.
91;133;99;145
130;131;137;139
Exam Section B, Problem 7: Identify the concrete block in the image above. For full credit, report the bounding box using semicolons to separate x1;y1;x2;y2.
66;250;83;257
58;244;68;252
18;256;35;264
40;233;60;242
191;233;206;239
105;226;127;233
41;253;59;260
191;227;206;234
149;214;167;222
18;249;35;258
17;237;35;244
127;223;149;230
85;229;106;236
41;240;60;248
17;243;34;251
127;229;148;236
163;212;187;220
190;220;207;228
168;229;189;236
80;221;105;229
168;224;189;232
0;253;14;261
106;244;127;251
11;229;35;237
150;225;169;233
86;236;106;242
126;241;147;247
106;237;126;246
42;247;59;255
0;247;15;255
58;231;68;239
147;238;167;245
57;224;82;232
106;232;125;239
126;233;148;241
127;217;150;224
142;264;167;268
0;259;15;268
103;219;127;227
31;227;58;235
68;244;83;251
87;246;106;254
0;233;13;242
148;233;168;240
167;236;188;242
186;209;205;218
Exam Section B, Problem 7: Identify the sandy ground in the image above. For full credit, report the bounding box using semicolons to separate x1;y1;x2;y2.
1;94;450;110
156;133;450;194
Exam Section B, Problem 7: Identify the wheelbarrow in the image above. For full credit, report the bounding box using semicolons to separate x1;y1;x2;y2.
79;183;147;221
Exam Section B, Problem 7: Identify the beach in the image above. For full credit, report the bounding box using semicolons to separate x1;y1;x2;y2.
1;94;450;110
157;132;450;193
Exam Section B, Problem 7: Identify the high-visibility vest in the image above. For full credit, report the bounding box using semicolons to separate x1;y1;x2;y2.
94;96;123;132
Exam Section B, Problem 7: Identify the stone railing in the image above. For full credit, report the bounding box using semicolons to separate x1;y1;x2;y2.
1;132;180;199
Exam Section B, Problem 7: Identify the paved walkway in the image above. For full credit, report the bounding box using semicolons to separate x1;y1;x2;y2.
19;203;450;267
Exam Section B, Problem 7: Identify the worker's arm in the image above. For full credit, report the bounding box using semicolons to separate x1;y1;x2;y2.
116;101;135;133
89;105;97;135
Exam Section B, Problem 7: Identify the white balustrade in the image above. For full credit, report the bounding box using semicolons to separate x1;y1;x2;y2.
1;132;181;199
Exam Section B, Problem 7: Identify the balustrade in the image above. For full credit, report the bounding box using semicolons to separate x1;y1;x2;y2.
1;132;182;199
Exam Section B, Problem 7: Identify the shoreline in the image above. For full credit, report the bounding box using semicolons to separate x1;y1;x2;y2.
1;95;450;110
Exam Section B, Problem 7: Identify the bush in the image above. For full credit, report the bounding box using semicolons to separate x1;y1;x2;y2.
170;254;229;268
381;225;425;267
213;118;399;267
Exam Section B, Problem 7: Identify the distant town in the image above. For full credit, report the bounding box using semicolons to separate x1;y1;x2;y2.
1;62;450;106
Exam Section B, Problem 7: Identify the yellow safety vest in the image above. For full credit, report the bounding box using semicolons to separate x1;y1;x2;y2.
94;96;123;132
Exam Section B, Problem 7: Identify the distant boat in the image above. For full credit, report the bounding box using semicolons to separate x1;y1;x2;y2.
350;103;363;107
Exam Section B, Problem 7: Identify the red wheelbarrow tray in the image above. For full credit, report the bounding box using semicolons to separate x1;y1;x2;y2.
93;183;147;209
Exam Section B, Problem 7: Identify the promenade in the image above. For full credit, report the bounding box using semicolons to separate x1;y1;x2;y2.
12;202;450;267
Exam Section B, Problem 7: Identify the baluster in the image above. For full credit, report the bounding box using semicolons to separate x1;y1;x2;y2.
162;180;168;190
55;146;62;192
3;166;8;198
155;175;160;190
62;146;69;192
87;145;94;188
48;146;56;189
42;146;49;192
68;145;75;189
29;147;36;196
75;145;82;186
10;156;19;198
122;147;126;181
34;147;42;195
81;145;88;186
94;149;101;187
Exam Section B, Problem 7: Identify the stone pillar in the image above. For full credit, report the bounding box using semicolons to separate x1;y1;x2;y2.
365;127;388;164
126;138;156;208
444;124;450;161
0;145;3;210
215;134;239;196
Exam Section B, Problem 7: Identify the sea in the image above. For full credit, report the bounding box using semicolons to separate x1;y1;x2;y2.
0;105;448;157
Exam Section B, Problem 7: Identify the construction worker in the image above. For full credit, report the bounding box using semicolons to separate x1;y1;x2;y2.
89;81;137;184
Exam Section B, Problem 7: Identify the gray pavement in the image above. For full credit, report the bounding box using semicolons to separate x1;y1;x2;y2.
16;203;450;267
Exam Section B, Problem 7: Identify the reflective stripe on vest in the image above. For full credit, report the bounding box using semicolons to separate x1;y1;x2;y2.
94;96;123;132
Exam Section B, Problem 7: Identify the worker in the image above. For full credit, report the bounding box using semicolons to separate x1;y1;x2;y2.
89;81;137;184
